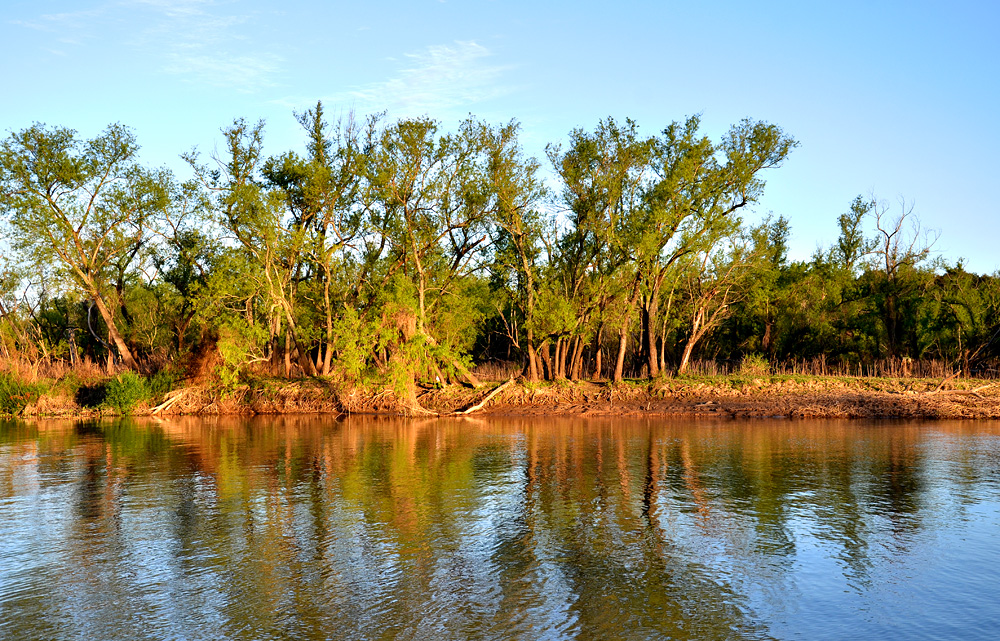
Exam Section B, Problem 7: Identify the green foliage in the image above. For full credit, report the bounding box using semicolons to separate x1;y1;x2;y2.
385;337;425;400
835;196;875;273
103;371;148;414
739;354;771;377
2;107;997;400
329;307;379;382
0;371;40;415
0;122;173;369
215;320;269;392
146;369;179;400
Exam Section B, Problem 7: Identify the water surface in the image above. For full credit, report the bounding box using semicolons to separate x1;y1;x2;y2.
1;416;999;640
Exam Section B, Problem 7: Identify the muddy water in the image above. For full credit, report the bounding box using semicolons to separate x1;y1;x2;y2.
1;416;999;640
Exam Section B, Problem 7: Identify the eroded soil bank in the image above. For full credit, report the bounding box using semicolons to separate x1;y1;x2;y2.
21;374;1000;420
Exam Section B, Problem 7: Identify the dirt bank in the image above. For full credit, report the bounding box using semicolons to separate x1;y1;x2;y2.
417;375;1000;420
18;374;1000;420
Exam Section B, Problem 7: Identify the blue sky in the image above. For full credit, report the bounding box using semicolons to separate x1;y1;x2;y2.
3;0;998;272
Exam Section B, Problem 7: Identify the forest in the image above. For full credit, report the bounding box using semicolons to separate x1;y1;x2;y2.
1;103;999;406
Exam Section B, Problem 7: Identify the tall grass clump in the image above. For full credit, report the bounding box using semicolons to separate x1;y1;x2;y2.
104;371;149;414
0;371;40;415
739;353;771;378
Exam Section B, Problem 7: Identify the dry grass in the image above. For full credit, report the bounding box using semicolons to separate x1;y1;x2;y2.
667;357;998;380
471;360;522;381
7;352;1000;420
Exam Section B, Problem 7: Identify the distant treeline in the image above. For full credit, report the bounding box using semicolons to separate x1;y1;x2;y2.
1;103;998;389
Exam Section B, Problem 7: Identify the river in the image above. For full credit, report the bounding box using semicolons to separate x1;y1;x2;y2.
1;416;999;640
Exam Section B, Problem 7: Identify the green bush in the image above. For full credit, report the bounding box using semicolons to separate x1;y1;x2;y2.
104;371;149;414
739;353;771;378
146;369;179;400
0;371;40;415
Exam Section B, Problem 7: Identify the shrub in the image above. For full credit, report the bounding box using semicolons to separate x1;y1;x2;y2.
739;353;771;378
214;320;268;394
0;371;40;415
104;371;149;414
146;369;179;400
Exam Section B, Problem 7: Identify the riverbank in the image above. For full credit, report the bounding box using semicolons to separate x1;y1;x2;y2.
14;372;1000;420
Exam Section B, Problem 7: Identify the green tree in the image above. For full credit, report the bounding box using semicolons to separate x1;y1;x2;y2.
547;117;654;380
867;197;937;358
262;102;374;375
187;118;317;376
835;195;875;274
0;123;171;369
481;121;547;380
675;230;761;374
633;116;796;379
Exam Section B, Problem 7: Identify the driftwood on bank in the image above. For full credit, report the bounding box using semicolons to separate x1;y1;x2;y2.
453;378;515;415
924;374;997;399
451;360;483;389
952;382;998;400
150;388;191;415
406;401;439;416
926;372;960;395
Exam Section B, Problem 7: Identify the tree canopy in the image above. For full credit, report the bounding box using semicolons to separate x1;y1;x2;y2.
2;107;997;389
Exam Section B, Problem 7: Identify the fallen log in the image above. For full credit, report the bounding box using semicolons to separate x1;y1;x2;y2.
150;388;190;415
454;378;515;415
926;372;959;395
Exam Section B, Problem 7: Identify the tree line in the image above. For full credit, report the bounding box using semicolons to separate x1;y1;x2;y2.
1;103;998;390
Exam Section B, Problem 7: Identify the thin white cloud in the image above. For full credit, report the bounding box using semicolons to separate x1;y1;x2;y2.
163;51;282;91
126;0;282;91
310;41;515;115
126;0;214;18
11;0;283;92
9;5;111;41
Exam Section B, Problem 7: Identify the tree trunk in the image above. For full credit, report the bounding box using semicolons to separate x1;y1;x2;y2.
613;326;628;383
322;276;334;376
642;303;658;378
569;336;581;380
613;275;644;382
642;280;663;379
282;304;318;377
658;314;668;374
570;336;584;380
524;323;540;382
677;308;704;375
539;342;553;381
91;292;137;369
677;339;695;375
525;337;539;382
284;330;292;377
269;314;282;376
593;326;604;381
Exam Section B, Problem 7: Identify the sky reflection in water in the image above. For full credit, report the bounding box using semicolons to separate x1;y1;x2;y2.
1;416;999;640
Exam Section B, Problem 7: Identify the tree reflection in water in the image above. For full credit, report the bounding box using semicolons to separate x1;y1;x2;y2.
1;416;1000;640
